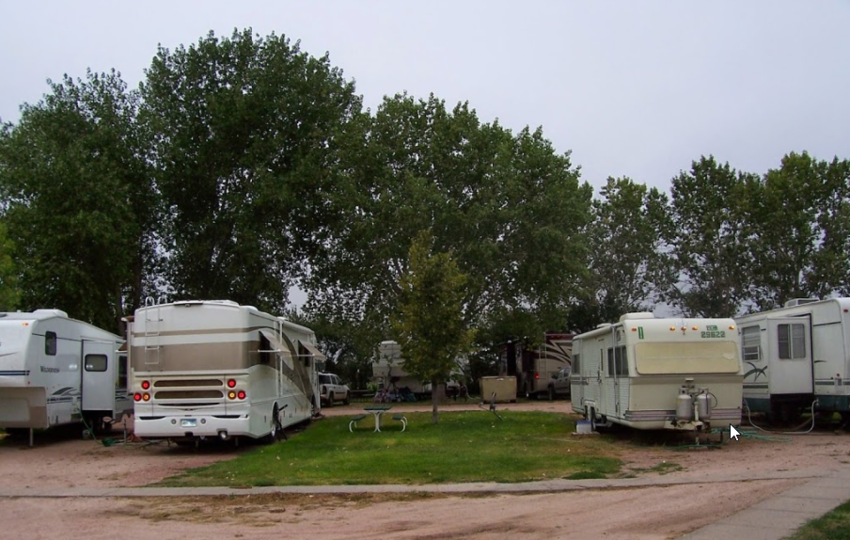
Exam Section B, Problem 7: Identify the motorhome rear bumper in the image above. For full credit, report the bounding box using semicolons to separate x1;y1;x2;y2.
134;414;251;439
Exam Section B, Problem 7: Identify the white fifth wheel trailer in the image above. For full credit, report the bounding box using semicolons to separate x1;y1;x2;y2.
570;313;744;431
0;309;131;443
129;300;325;443
735;298;850;422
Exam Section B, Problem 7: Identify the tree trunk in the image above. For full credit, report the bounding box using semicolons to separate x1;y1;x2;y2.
431;378;440;424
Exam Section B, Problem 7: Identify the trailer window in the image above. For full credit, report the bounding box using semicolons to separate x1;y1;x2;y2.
777;323;806;360
573;353;580;374
606;346;628;376
84;354;108;372
634;341;740;374
741;326;761;362
45;331;57;356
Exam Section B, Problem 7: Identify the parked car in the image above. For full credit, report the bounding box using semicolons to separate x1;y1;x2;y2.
547;366;571;400
319;372;350;407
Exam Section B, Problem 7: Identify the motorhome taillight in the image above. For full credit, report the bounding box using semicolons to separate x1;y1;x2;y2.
134;393;142;402
141;380;150;390
534;372;540;380
142;393;150;402
228;391;237;400
227;379;237;388
237;390;246;400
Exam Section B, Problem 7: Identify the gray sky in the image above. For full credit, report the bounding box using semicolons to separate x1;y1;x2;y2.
1;0;848;194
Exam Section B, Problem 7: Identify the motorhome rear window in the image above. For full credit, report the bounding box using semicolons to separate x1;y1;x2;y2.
84;354;107;372
45;332;57;356
634;341;740;374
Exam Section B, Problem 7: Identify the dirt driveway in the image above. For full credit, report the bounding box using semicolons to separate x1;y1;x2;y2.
2;400;848;540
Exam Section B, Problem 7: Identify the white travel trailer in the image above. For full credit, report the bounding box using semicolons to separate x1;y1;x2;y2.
373;340;431;395
0;309;131;442
735;298;850;422
571;313;744;431
372;340;466;397
129;300;324;443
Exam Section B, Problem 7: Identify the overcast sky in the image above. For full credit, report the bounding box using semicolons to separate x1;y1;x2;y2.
1;1;848;195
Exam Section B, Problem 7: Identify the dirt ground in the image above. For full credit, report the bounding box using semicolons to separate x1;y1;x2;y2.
2;400;849;540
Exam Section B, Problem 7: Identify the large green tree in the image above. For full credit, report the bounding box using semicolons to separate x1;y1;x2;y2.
583;177;674;325
305;93;592;354
391;231;474;423
666;156;756;317
745;152;850;309
0;70;155;329
141;29;361;312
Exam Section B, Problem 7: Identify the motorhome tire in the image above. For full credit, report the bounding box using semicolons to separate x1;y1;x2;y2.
266;405;281;444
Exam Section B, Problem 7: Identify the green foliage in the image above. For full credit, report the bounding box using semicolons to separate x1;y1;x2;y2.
0;70;155;329
391;231;474;422
0;220;19;310
745;152;850;310
583;177;674;325
140;29;361;312
666;156;756;317
306;93;592;356
157;411;622;487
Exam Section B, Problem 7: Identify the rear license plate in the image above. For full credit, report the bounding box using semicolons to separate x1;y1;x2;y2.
180;419;197;428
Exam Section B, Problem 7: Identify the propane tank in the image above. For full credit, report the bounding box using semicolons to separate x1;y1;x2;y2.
696;389;712;420
676;387;694;421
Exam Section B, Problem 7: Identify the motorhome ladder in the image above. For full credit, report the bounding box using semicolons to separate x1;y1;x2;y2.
143;297;163;365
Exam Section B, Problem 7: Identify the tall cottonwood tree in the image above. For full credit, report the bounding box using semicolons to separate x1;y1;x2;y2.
666;156;756;317
305;93;592;348
745;152;850;309
0;71;155;329
584;177;674;324
141;29;361;312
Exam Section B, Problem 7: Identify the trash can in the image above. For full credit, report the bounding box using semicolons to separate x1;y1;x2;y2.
479;376;517;403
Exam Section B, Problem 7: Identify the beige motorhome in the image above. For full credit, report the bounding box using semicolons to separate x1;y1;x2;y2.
129;300;325;443
571;313;744;431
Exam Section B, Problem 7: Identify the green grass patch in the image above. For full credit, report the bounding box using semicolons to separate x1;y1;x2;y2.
783;498;850;540
159;411;622;487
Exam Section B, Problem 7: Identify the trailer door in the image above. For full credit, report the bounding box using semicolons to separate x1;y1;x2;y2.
81;340;116;412
767;318;813;395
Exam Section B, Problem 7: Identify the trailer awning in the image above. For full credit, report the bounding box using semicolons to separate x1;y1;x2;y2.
299;340;327;362
258;329;290;356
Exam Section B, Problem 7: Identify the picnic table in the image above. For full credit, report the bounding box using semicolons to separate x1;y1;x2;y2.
349;405;407;432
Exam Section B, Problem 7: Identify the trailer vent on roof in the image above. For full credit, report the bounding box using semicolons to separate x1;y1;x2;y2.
783;298;819;308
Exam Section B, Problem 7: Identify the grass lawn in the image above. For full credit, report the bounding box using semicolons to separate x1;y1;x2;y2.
158;411;622;487
783;499;850;540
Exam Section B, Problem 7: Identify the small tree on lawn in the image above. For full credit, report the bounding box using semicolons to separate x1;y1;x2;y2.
391;231;474;424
